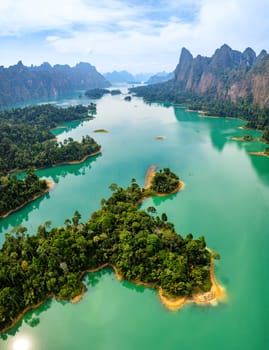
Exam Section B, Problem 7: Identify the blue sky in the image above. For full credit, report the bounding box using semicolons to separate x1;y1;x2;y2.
0;0;269;73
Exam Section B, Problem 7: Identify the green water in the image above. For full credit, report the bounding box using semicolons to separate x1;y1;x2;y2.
1;91;269;349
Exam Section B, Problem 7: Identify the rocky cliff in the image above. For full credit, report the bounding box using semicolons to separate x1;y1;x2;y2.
174;44;269;107
0;61;110;107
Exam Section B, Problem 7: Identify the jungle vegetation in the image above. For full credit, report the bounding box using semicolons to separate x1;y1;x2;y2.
0;171;213;332
0;170;48;217
0;104;100;217
130;82;269;143
0;104;100;175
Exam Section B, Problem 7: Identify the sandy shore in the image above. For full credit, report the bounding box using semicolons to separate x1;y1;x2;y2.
158;258;225;311
73;259;224;312
0;179;55;219
0;257;225;334
248;151;269;157
231;137;255;142
144;165;184;194
144;164;158;189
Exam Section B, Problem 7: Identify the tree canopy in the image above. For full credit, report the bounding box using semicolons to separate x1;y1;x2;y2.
0;176;213;333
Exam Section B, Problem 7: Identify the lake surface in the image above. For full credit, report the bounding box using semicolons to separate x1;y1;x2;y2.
1;89;269;350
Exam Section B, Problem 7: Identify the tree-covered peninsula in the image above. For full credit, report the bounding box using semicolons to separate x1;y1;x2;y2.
0;104;101;217
0;169;219;333
0;170;50;218
0;104;101;175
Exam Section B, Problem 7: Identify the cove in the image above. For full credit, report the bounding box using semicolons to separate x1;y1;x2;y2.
1;90;269;350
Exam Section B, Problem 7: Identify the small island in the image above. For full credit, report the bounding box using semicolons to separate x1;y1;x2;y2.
93;129;109;133
231;135;255;142
0;167;224;334
249;150;269;157
155;136;165;140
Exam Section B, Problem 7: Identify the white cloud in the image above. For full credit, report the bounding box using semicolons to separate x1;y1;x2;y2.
0;0;269;72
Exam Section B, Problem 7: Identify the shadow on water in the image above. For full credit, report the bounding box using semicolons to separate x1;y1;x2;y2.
84;267;150;295
248;154;269;187
36;152;102;183
0;192;51;233
152;192;179;206
0;299;53;339
1;268;152;339
0;152;102;239
51;119;93;137
83;268;112;288
173;106;245;153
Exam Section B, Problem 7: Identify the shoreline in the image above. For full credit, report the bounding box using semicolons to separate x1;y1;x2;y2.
144;164;184;194
49;149;102;166
231;137;256;142
8;149;102;175
0;180;55;219
248;151;269;157
158;258;225;310
144;164;158;189
0;257;224;334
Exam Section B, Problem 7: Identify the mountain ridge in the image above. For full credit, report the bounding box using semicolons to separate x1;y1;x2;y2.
174;44;269;107
0;61;110;107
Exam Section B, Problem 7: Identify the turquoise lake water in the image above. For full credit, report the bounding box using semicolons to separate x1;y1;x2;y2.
0;90;269;349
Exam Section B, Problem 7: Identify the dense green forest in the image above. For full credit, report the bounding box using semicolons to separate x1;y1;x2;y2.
130;82;269;143
0;173;212;332
151;168;180;193
0;104;101;217
0;104;101;175
0;170;48;217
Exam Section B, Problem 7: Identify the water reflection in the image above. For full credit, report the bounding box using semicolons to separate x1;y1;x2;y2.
36;152;102;183
3;300;53;339
248;155;269;187
51;119;92;138
0;194;50;233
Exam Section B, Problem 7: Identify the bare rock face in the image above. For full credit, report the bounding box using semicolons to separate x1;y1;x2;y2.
174;44;269;107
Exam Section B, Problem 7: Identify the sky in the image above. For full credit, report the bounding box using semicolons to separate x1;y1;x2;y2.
0;0;269;73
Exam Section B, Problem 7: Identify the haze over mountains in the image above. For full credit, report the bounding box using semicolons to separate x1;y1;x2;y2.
0;61;110;107
1;44;269;109
103;71;153;84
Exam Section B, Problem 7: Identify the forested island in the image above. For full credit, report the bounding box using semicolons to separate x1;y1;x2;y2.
0;168;222;333
0;104;101;218
85;88;122;99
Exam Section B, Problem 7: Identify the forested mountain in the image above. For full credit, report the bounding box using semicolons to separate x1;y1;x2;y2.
0;61;110;107
173;44;269;107
130;44;269;142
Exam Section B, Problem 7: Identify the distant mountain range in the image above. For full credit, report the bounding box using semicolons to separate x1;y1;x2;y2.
146;71;174;85
103;71;154;84
0;61;110;107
